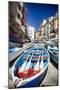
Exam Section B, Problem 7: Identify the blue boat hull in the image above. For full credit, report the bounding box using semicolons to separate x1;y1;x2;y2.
49;52;58;69
16;67;48;88
48;46;58;68
12;46;49;88
49;52;58;65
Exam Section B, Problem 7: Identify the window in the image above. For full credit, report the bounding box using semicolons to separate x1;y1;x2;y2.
17;3;21;10
17;13;20;19
43;33;45;36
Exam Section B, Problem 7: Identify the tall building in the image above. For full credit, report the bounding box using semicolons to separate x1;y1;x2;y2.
48;14;58;40
53;13;59;38
39;13;58;41
35;31;40;40
40;19;48;40
27;26;35;41
9;2;29;44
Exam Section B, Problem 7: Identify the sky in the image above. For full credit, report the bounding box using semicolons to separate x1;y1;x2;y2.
24;3;58;32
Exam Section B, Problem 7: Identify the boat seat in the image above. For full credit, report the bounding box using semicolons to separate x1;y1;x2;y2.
24;56;48;61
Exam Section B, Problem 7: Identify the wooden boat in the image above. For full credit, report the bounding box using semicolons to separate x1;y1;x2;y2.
24;56;48;61
9;47;21;53
12;47;49;88
48;45;58;65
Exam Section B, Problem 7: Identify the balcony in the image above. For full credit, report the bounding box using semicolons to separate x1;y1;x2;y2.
17;6;23;18
16;16;22;26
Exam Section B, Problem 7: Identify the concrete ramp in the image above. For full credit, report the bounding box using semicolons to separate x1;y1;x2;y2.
40;62;58;86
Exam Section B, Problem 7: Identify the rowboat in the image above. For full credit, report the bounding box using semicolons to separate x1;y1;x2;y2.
9;47;21;53
48;45;58;66
12;47;49;88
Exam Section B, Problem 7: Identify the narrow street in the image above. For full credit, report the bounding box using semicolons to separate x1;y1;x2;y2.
8;2;58;88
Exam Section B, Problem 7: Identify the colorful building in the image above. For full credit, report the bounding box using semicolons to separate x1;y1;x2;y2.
9;2;29;44
27;26;35;41
39;13;58;41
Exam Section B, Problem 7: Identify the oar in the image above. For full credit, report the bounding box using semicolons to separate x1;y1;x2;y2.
18;55;30;73
24;54;33;72
34;55;41;71
40;53;44;69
